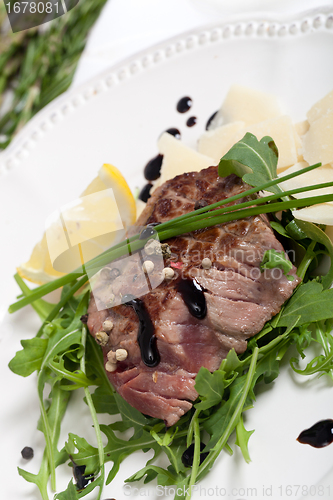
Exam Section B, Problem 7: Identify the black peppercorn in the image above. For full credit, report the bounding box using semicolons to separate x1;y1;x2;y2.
21;446;34;460
194;199;208;210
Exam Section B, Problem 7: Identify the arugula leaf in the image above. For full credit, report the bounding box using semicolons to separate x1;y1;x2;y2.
285;220;309;240
194;367;225;411
18;383;70;500
290;335;333;377
150;427;186;476
293;219;333;289
290;319;333;379
219;347;245;375
9;337;48;377
90;386;118;415
203;372;252;450
113;392;151;431
270;220;292;239
66;433;100;476
235;416;254;464
292;324;313;357
48;354;93;390
193;348;259;489
260;249;294;280
126;464;180;487
84;334;119;414
67;424;160;485
218;133;282;194
271;219;333;286
202;341;283;454
256;348;281;384
277;281;333;329
36;293;89;491
54;480;79;500
55;471;105;500
316;319;333;358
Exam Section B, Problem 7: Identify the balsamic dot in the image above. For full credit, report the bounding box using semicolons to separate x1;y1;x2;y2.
144;154;163;181
138;183;153;203
205;110;218;130
297;419;333;448
177;96;193;113
186;116;197;127
165;127;181;140
181;442;209;467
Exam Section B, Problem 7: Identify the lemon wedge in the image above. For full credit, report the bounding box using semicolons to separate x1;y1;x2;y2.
17;164;136;284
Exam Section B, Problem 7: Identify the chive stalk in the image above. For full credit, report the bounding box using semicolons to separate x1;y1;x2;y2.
156;162;322;231
157;193;333;241
165;181;333;232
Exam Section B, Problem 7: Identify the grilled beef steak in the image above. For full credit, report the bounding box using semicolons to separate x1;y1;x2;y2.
87;166;300;426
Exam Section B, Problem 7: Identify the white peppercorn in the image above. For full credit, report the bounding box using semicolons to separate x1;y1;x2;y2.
95;331;109;346
115;348;128;361
105;361;117;372
162;267;175;280
142;260;154;274
103;319;114;332
202;258;212;269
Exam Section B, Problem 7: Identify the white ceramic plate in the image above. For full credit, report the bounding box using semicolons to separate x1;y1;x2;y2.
1;10;333;500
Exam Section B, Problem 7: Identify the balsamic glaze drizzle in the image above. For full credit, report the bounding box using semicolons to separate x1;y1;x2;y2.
186;116;197;127
297;419;333;448
165;127;181;139
122;295;160;367
138;183;153;203
177;278;207;319
205;110;218;130
69;455;94;490
177;96;193;113
144;154;163;181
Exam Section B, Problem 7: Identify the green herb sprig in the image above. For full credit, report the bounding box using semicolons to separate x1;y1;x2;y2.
260;249;294;280
0;0;108;150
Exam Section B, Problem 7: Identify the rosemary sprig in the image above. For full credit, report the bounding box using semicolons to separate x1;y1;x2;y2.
0;0;108;149
8;161;333;314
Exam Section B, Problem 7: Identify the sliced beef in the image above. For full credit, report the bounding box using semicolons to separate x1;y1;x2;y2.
87;166;300;426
